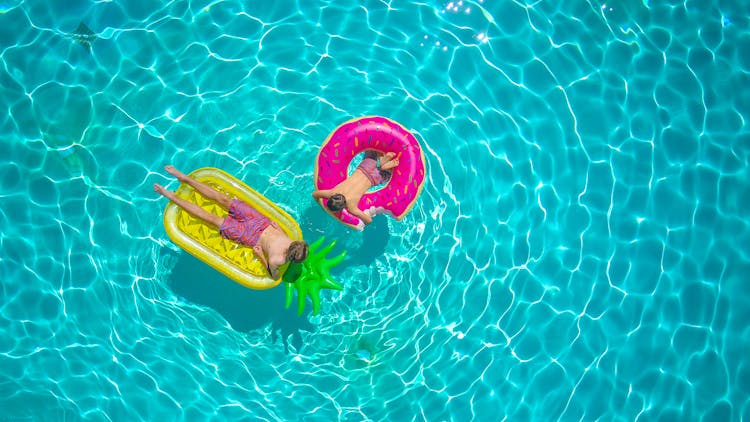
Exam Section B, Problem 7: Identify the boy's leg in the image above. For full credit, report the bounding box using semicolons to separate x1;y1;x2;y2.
165;165;232;207
155;184;223;228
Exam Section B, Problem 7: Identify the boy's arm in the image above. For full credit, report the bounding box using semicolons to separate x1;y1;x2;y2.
312;189;334;200
348;206;373;225
268;265;280;280
253;245;278;278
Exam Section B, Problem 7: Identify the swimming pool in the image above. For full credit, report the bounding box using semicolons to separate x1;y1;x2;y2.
1;0;748;419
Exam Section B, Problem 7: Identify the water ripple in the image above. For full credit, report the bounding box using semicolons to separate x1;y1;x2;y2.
1;0;748;420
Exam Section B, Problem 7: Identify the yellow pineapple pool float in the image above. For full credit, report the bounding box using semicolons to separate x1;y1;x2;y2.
162;167;302;290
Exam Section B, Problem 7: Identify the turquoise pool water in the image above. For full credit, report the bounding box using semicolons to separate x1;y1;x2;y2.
2;0;749;419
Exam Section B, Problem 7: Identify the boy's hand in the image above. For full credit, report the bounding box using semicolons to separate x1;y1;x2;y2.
354;207;373;225
367;206;386;217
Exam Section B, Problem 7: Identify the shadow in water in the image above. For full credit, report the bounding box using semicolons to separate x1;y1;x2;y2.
297;204;391;267
348;214;390;267
168;252;314;353
164;204;392;353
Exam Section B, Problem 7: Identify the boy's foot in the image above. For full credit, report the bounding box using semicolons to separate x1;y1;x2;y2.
165;165;188;182
380;152;397;169
379;152;396;164
154;183;174;198
381;158;399;171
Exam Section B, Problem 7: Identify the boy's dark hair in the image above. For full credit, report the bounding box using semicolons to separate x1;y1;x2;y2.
287;241;309;263
326;194;346;212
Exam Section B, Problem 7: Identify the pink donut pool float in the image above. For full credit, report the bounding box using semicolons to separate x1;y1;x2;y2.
314;116;426;230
